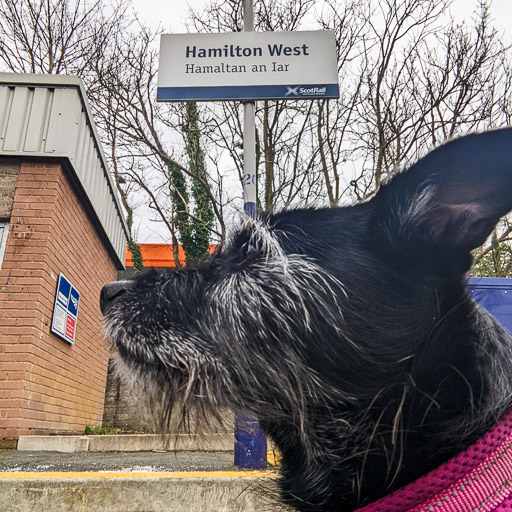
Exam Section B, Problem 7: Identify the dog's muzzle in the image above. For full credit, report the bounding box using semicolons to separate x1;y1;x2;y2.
100;280;133;315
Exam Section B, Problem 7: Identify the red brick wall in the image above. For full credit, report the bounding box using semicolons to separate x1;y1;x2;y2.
0;159;118;438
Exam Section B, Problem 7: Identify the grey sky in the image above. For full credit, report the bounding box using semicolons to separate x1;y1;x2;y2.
131;0;512;39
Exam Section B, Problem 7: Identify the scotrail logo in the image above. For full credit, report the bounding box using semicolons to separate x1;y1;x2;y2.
285;86;300;96
70;295;79;310
285;86;327;97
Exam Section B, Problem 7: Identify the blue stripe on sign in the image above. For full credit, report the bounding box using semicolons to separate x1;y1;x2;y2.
244;202;257;218
157;84;339;102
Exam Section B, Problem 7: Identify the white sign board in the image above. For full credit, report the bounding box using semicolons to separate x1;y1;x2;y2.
157;31;339;101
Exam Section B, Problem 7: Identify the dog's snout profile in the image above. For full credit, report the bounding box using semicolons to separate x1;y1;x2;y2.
100;281;133;314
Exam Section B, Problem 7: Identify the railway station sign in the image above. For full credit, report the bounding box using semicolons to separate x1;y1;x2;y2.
157;30;339;101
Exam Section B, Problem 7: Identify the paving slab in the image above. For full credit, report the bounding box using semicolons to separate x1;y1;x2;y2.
88;433;233;452
0;451;237;473
17;436;90;453
16;433;234;453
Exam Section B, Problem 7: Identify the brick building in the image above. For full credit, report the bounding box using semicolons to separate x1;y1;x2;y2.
0;74;129;439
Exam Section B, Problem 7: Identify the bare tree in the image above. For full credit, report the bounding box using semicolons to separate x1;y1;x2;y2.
2;0;511;275
0;0;126;80
347;0;512;273
0;0;156;256
90;23;225;256
348;0;512;195
472;220;512;278
189;0;512;211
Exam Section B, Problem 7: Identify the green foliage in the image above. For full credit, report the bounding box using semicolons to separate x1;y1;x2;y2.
472;242;512;278
128;239;144;273
83;424;120;435
168;159;190;263
182;103;214;261
124;195;144;274
168;103;214;264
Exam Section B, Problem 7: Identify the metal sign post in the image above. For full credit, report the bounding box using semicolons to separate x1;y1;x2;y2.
233;0;267;470
242;0;257;218
156;0;339;472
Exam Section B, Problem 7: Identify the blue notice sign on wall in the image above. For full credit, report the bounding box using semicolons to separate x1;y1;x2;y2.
51;273;80;344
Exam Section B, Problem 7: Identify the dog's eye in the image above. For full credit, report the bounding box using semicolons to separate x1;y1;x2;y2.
245;242;257;254
241;241;260;261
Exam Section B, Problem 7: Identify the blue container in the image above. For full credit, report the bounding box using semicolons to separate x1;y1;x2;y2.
468;278;512;335
234;412;267;469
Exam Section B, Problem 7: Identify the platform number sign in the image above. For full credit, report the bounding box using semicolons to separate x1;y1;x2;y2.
51;274;80;344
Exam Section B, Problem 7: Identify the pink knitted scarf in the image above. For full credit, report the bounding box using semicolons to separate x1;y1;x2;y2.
357;410;512;512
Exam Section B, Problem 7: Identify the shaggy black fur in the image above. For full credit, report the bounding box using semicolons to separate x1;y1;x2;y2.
101;128;512;511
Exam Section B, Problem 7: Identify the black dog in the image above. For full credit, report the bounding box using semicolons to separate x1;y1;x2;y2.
101;128;512;511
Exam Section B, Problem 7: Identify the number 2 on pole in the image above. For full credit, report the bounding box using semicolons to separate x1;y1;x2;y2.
244;174;256;186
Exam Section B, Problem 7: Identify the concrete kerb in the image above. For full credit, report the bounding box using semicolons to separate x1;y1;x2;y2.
17;436;90;453
0;471;287;512
17;433;234;453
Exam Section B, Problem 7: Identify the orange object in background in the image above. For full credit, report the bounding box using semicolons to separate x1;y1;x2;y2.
125;244;216;268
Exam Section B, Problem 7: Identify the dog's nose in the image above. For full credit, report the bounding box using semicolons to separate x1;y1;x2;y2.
100;281;133;314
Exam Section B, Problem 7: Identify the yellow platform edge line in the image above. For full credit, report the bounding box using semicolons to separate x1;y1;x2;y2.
0;470;277;481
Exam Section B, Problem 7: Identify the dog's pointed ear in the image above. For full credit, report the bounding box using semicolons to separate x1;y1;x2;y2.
373;128;512;265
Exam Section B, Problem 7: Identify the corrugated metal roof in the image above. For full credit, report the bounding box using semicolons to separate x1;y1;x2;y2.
0;73;129;268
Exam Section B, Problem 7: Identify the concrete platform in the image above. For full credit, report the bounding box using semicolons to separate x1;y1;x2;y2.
0;471;286;512
17;433;233;453
0;450;237;473
0;452;288;511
